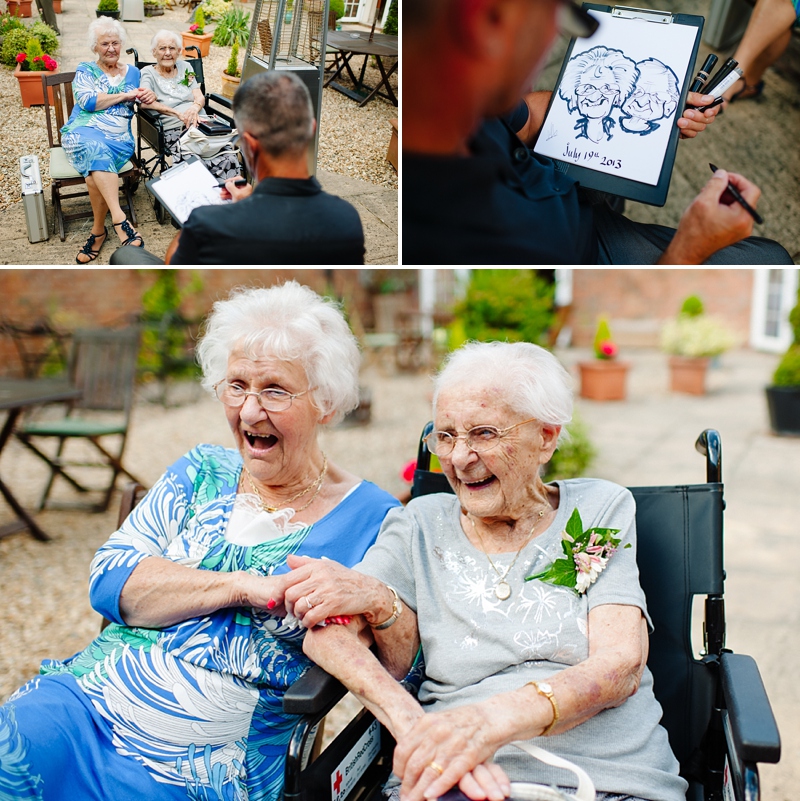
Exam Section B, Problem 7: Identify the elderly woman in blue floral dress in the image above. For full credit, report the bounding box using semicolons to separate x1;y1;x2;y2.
0;282;400;801
62;16;155;263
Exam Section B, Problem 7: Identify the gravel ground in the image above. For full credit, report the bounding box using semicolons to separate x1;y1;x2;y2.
0;7;397;212
0;365;432;735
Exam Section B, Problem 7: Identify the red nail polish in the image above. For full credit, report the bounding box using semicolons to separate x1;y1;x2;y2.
267;599;276;610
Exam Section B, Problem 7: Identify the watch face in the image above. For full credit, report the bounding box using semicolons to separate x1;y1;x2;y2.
538;682;552;694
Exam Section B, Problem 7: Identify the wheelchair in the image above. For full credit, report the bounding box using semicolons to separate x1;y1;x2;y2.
278;426;781;801
126;46;240;225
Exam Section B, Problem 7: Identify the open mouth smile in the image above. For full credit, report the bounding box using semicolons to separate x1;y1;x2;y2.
462;476;496;490
243;431;278;450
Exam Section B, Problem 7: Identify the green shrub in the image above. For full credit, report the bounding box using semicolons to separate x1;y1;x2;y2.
382;0;397;35
451;269;554;346
212;5;250;46
773;345;800;386
329;0;344;20
97;0;119;11
543;413;596;481
680;295;705;317
789;291;800;345
192;6;206;33
225;40;240;77
1;22;59;67
0;12;26;36
199;0;228;20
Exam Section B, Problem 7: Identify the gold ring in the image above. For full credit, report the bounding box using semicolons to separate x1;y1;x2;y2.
428;761;444;776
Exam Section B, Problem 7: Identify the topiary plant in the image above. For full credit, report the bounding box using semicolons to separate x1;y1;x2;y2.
190;6;206;34
680;295;705;317
772;288;800;386
225;40;240;77
592;317;617;359
97;0;119;11
329;0;344;20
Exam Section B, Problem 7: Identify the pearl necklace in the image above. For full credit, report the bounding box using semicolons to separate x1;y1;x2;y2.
468;503;549;601
243;454;328;514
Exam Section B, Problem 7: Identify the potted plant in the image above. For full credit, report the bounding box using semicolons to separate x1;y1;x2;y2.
577;317;630;401
220;40;241;98
1;21;59;67
51;0;62;13
660;296;737;395
6;0;33;18
143;0;165;16
211;6;250;47
13;38;58;107
182;7;213;57
766;288;800;436
96;0;120;17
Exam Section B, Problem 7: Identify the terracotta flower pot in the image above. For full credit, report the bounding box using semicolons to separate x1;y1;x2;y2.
668;356;709;395
52;0;62;12
220;69;240;99
578;360;630;401
182;30;213;57
14;65;57;108
7;0;33;16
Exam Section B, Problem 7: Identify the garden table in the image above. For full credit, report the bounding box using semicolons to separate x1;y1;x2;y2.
0;378;81;542
325;31;398;107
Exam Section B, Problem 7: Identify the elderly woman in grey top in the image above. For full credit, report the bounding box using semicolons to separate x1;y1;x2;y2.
278;341;688;801
139;30;239;179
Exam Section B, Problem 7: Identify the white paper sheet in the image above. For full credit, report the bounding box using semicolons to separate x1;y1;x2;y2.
534;10;697;186
150;158;229;224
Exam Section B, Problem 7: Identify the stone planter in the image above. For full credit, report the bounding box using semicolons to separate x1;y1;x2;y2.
765;385;800;436
14;65;57;107
220;69;240;99
182;30;213;57
668;356;709;395
578;360;629;401
7;0;33;16
144;4;164;14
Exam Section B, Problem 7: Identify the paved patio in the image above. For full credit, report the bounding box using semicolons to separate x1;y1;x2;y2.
0;0;398;264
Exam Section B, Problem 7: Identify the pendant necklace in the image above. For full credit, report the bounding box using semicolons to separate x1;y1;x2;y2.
468;502;549;601
243;453;328;514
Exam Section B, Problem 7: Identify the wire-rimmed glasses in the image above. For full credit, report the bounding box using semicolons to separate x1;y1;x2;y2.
423;417;539;457
213;381;311;412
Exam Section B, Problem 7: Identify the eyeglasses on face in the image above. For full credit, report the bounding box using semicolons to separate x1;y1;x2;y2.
156;46;179;53
557;0;599;39
576;82;619;95
213;381;311;412
423;417;538;457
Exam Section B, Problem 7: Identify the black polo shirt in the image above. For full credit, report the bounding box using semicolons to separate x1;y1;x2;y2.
171;176;365;265
403;103;597;265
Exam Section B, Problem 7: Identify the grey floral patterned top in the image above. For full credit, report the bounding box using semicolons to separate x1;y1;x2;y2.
356;478;688;801
140;60;207;129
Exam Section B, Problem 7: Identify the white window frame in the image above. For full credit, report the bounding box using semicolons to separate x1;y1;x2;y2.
750;268;799;353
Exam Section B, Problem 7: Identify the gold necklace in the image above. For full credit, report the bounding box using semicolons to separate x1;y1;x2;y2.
243;453;328;514
468;503;549;601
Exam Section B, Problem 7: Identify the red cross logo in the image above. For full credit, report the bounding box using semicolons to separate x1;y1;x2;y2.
334;770;343;795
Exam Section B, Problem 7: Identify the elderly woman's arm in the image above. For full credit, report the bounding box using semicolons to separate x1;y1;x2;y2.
394;603;648;801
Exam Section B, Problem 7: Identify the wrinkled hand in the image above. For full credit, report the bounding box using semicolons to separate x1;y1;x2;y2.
393;706;510;801
677;92;720;139
137;87;157;105
237;571;292;617
282;554;390;628
179;106;200;128
220;175;253;202
663;169;760;263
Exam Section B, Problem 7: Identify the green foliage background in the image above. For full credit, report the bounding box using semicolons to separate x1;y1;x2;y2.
2;22;59;66
382;0;397;35
773;287;800;385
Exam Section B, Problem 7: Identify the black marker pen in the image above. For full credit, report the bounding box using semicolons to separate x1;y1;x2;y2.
218;178;249;187
704;57;738;95
689;54;718;94
709;163;764;225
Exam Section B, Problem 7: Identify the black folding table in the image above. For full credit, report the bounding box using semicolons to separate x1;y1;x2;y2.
325;32;398;107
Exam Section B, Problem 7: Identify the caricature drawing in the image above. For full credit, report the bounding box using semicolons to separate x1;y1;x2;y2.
558;46;638;143
620;58;680;135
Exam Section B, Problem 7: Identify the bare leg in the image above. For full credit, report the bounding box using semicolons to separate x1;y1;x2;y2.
725;0;797;98
88;170;142;246
76;173;111;263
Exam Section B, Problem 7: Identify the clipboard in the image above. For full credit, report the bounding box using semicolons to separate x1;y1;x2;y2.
146;155;230;227
532;4;704;207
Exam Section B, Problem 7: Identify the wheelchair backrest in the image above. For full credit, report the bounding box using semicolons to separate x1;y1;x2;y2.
410;423;725;775
126;47;206;95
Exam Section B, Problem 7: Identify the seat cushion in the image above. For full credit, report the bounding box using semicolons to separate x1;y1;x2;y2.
49;147;135;180
21;418;127;437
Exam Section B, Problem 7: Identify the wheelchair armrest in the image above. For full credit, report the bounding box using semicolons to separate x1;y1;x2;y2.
283;664;348;715
719;652;781;764
206;91;233;110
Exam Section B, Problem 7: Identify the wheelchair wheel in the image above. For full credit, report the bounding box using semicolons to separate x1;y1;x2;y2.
153;197;167;225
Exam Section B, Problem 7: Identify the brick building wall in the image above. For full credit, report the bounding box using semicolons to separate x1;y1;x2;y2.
570;269;755;348
0;269;372;377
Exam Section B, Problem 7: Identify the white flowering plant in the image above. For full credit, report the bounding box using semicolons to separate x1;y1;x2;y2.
526;508;628;595
660;315;737;358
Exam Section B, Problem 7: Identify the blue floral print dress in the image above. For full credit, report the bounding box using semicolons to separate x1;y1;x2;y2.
61;61;140;176
0;444;399;801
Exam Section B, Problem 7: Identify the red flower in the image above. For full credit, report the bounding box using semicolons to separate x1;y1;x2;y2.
189;23;198;31
599;340;618;358
43;56;57;70
401;460;417;484
15;52;27;63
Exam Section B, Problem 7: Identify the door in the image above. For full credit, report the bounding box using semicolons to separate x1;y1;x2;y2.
750;269;799;353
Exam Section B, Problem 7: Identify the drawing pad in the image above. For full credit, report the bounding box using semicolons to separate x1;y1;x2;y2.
533;4;703;206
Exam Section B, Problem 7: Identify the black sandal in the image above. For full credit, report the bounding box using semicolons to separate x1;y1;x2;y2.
75;227;107;263
113;218;144;248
